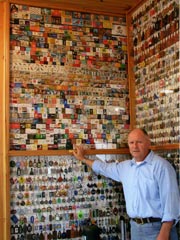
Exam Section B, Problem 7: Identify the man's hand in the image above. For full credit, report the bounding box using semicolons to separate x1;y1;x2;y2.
73;145;86;162
73;145;94;168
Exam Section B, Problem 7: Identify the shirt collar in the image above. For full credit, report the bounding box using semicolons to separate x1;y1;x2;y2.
130;150;154;166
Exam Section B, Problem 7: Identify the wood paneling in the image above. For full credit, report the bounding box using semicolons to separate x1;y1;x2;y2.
9;0;142;16
0;3;4;240
0;2;10;240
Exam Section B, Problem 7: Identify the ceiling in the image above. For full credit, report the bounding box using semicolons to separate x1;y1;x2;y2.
10;0;142;16
48;0;141;15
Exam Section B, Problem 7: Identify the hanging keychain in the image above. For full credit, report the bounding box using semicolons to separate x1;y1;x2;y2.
120;215;125;240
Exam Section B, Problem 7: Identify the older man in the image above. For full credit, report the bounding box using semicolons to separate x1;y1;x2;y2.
73;128;180;240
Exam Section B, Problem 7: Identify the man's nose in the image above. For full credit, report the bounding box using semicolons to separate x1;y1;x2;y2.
133;142;138;147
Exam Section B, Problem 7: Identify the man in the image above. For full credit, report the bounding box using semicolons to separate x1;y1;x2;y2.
73;128;180;240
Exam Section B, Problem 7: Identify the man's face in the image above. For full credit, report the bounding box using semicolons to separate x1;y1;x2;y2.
128;129;151;162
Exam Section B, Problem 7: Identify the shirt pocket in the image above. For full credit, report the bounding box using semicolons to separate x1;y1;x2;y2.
141;176;159;200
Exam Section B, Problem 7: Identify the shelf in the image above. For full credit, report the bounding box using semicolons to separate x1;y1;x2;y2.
150;144;180;151
8;143;180;156
8;148;130;156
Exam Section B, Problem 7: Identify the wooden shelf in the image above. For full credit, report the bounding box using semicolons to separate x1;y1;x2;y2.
150;144;180;151
8;143;180;156
8;148;130;156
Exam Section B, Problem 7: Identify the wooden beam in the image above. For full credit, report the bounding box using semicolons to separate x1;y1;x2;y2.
8;0;128;16
0;2;10;240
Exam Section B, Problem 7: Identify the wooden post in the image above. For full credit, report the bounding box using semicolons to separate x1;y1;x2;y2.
0;1;10;239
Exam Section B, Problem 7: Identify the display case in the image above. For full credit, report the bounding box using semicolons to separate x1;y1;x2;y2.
7;1;132;239
127;0;179;148
0;0;179;239
9;3;130;155
10;154;131;240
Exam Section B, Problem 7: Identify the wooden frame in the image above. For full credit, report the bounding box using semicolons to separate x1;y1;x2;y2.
8;0;132;16
126;0;180;148
9;1;129;154
3;1;131;238
0;3;5;239
0;2;10;240
0;0;179;239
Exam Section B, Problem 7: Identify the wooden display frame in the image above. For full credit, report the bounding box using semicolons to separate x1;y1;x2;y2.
2;1;131;239
126;0;180;148
0;2;10;240
8;0;131;153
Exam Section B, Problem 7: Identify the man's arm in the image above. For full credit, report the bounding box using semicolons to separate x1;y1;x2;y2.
157;221;174;240
156;159;179;240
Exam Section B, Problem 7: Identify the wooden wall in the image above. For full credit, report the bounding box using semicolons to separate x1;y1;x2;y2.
0;2;10;240
0;2;4;239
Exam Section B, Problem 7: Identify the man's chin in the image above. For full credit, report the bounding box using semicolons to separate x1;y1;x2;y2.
132;151;140;155
132;152;141;158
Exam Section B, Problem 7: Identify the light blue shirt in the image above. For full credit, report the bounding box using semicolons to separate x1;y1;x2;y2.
92;151;180;222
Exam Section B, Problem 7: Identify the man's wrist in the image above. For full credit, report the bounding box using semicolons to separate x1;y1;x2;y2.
82;158;87;164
